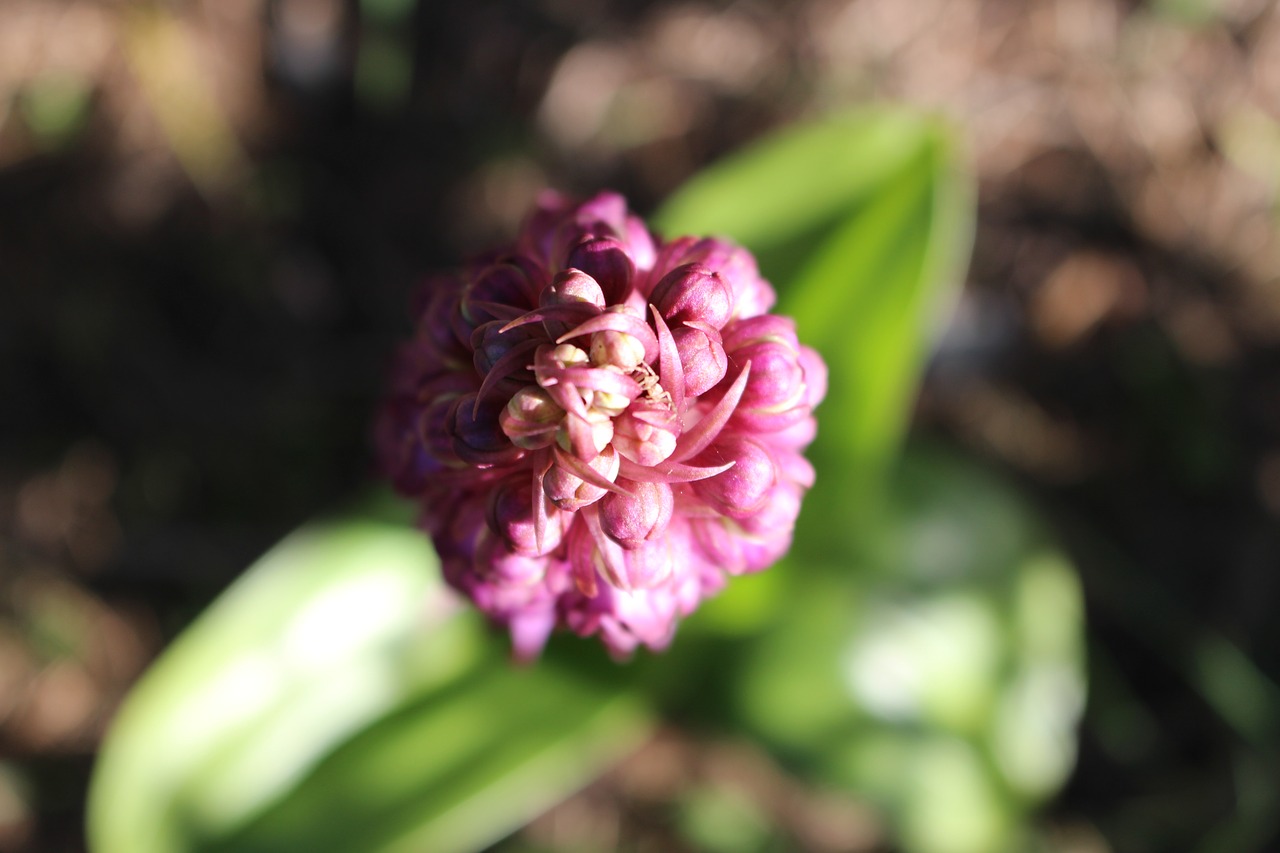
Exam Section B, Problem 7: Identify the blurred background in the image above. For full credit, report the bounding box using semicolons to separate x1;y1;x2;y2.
3;0;1280;850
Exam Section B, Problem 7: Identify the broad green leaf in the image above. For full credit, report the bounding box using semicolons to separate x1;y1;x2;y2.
654;109;940;278
731;446;1087;853
88;517;652;853
787;133;971;485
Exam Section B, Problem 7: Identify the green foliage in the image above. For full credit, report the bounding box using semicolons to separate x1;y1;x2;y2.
728;450;1085;853
87;520;652;853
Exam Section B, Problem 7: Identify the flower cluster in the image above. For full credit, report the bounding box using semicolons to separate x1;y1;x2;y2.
377;191;826;660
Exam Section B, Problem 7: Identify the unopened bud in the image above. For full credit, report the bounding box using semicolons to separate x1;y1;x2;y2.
599;480;674;549
673;324;728;397
488;476;565;556
544;445;621;511
500;387;564;449
552;344;590;369
462;262;538;326
451;393;525;466
556;408;614;457
566;237;635;304
590;328;647;372
650;263;733;329
612;398;678;466
691;436;776;519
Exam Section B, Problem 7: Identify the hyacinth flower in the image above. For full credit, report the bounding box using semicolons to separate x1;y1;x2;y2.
376;191;827;661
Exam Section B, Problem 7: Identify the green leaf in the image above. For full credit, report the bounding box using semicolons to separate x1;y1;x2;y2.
88;516;653;853
730;447;1087;853
654;109;940;276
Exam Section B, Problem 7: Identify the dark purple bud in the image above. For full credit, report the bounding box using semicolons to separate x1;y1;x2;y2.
375;398;444;495
415;372;476;465
471;320;541;378
419;395;460;466
599;480;674;549
518;190;577;263
650;263;733;329
566;237;636;305
450;393;525;466
462;261;540;326
414;278;471;365
691;436;777;519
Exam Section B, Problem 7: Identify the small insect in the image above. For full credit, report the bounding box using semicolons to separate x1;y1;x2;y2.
633;361;674;410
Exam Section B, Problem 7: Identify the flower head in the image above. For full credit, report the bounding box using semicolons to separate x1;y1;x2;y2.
377;190;825;661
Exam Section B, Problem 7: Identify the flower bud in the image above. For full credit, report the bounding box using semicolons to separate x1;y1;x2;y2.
542;270;606;311
416;372;476;465
551;343;590;368
599;480;674;549
471;320;540;379
736;481;803;569
566;237;635;305
500;387;564;449
573;191;629;234
474;534;550;585
555;408;614;458
587;389;631;418
590;329;647;372
612;398;679;466
691;436;776;518
544;445;620;511
488;476;565;555
518;190;575;260
415;279;471;365
540;270;605;339
612;539;674;590
450;393;525;466
800;345;828;408
650;263;733;329
376;398;438;494
673;324;728;398
690;517;748;576
679;238;775;319
462;262;539;326
721;315;809;431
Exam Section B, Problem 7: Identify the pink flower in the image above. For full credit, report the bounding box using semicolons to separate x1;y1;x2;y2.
376;190;825;661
